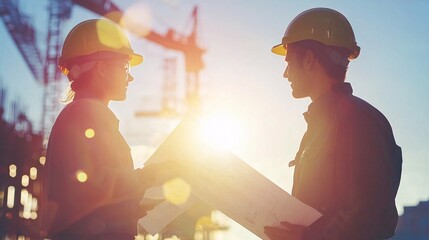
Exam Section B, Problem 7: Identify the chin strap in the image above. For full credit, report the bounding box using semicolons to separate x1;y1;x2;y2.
324;47;350;67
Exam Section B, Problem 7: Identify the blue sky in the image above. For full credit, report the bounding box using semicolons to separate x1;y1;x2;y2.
1;0;429;239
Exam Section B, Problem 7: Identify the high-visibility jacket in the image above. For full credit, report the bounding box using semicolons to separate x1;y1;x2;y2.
291;83;402;240
43;98;152;238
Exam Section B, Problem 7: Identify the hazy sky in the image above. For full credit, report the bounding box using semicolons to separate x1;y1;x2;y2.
1;0;428;239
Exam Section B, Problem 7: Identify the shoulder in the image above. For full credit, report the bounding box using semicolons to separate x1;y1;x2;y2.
62;99;110;116
340;95;393;134
51;99;116;135
346;95;387;119
57;99;116;123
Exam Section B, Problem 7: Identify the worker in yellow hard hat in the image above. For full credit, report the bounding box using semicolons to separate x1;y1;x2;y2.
42;19;166;239
264;8;402;240
58;18;143;103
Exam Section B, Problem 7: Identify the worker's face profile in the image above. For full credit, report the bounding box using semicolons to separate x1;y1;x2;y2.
283;47;311;99
103;59;133;101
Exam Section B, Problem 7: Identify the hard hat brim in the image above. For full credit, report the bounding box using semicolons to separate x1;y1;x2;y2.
271;43;286;56
130;53;143;66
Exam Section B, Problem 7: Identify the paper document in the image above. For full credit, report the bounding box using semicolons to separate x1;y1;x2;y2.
140;114;322;239
138;186;200;235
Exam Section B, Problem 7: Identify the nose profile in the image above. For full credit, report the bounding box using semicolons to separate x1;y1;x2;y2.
283;65;289;79
127;73;134;82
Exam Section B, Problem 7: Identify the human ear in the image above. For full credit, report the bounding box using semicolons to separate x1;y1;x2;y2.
303;50;315;70
95;61;107;78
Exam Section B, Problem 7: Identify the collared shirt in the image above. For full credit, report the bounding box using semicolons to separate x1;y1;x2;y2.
43;99;149;238
291;83;402;240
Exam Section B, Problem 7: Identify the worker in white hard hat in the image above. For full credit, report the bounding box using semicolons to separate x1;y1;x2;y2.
264;8;402;240
42;19;167;239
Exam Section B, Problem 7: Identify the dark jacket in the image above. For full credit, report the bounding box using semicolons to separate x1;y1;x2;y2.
291;83;402;240
43;99;152;239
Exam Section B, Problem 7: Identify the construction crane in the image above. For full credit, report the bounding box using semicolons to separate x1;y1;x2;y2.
0;0;205;140
0;0;71;140
0;0;208;239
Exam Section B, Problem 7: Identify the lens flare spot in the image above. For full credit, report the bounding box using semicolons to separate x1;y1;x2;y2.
85;128;95;139
9;164;17;178
20;189;28;205
39;156;46;165
30;167;37;180
163;177;191;206
196;216;213;228
7;186;15;208
76;171;88;183
21;175;29;187
31;197;38;211
122;2;153;37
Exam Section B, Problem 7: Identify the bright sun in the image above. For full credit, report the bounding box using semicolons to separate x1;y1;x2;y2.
199;113;243;150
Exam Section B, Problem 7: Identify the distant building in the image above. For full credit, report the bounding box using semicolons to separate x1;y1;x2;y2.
393;200;429;240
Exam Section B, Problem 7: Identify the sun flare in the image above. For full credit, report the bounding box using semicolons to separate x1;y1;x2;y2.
199;113;243;150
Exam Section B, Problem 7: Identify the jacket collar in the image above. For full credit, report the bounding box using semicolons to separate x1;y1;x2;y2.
304;82;353;124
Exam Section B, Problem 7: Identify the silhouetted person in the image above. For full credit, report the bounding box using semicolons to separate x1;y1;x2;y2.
264;8;402;240
42;19;163;239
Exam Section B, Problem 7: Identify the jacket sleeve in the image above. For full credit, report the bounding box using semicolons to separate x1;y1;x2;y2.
302;109;400;240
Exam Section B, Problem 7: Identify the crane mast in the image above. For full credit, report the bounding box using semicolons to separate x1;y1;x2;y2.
41;0;72;139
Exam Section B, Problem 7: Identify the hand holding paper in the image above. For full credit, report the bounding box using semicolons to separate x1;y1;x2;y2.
139;114;322;239
264;221;306;240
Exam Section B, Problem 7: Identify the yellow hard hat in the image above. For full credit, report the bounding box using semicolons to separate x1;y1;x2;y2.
272;8;360;59
58;19;143;75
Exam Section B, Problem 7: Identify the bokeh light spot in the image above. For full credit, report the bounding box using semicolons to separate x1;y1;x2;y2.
85;128;95;139
39;156;46;165
122;2;152;37
196;216;213;228
9;164;17;178
21;175;29;187
30;167;37;180
163;177;191;206
7;186;15;208
76;171;88;183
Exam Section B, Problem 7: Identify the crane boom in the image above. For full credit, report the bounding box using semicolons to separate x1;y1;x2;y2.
72;0;121;17
0;0;43;82
72;0;205;73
